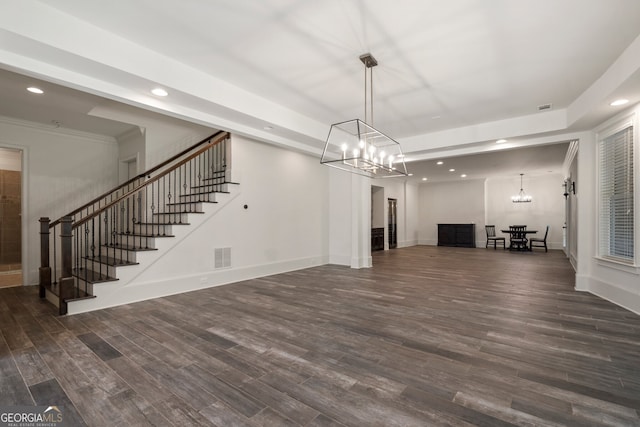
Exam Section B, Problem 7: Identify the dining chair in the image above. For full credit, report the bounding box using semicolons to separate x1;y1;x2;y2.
485;225;505;250
509;225;528;251
530;225;549;252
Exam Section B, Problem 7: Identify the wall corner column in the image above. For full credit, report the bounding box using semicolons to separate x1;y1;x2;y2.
350;174;372;269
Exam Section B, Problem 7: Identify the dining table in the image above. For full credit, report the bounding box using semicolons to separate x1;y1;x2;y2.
501;228;538;251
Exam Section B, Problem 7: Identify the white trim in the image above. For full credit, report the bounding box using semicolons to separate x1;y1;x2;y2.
0;115;117;144
0;141;28;286
350;256;372;269
562;139;579;177
118;153;140;183
579;275;640;316
66;255;331;315
594;256;639;274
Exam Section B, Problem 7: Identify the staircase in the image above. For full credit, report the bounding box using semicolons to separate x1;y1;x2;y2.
39;131;237;314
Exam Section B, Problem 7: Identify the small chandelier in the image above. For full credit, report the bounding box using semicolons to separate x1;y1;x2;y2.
321;53;408;178
512;173;532;203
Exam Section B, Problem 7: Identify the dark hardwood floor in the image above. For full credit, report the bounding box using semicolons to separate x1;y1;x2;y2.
1;246;639;426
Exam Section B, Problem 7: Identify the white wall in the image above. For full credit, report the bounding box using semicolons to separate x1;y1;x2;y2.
128;134;330;285
371;186;384;229
567;155;578;267
405;182;420;247
374;179;419;248
0;118;119;285
329;168;352;265
576;104;640;315
66;134;334;312
117;127;145;181
485;174;565;249
88;103;214;170
122;133;329;283
418;179;485;246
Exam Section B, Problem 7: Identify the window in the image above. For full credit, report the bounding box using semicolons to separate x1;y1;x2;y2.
598;121;634;263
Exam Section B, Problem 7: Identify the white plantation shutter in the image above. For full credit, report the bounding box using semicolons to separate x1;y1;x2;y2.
599;125;634;262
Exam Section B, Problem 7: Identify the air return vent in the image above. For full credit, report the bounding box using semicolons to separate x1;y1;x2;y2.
538;103;553;111
214;247;231;269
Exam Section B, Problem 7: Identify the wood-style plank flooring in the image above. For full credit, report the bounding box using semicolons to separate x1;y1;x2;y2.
1;246;640;426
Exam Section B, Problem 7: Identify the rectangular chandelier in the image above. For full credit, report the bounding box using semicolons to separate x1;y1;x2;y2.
321;118;408;178
321;53;408;178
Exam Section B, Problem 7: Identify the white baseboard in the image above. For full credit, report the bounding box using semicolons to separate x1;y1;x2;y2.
575;274;640;316
398;240;418;248
418;239;437;246
67;255;329;315
329;254;351;266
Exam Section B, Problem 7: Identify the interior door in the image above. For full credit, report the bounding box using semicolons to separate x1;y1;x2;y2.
388;198;397;249
0;147;22;287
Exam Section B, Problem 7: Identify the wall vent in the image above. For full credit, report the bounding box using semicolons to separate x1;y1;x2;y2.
214;247;231;269
538;103;553;111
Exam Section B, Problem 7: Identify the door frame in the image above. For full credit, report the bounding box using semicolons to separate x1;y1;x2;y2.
388;197;398;249
119;153;140;184
0;145;27;286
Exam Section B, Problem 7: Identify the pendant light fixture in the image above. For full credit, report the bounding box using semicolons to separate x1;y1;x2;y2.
321;53;408;178
512;173;532;203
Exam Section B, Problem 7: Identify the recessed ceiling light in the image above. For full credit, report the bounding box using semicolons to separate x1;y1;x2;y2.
408;173;413;176
496;139;507;144
460;174;467;178
27;87;43;94
422;177;427;181
436;161;443;165
610;99;629;106
151;88;168;97
449;168;455;172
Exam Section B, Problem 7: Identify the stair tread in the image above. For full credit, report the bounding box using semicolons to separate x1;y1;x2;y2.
81;255;138;267
103;244;158;252
72;267;118;284
136;222;190;226
154;211;204;215
45;282;95;301
179;191;220;196
187;187;231;193
115;232;175;237
166;201;217;206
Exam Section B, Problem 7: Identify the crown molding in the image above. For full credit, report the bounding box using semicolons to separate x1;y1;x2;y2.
0;115;117;144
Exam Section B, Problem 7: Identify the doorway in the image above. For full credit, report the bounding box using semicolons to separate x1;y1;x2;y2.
388;198;397;249
119;155;139;184
0;148;22;288
371;186;385;251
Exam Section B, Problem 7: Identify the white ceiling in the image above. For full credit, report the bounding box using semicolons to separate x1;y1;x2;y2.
2;0;640;183
0;68;137;136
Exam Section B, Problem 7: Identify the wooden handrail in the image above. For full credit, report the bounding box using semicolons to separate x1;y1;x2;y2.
50;130;227;228
72;131;229;229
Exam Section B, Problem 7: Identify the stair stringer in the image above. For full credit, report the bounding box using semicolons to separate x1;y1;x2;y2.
65;190;243;314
